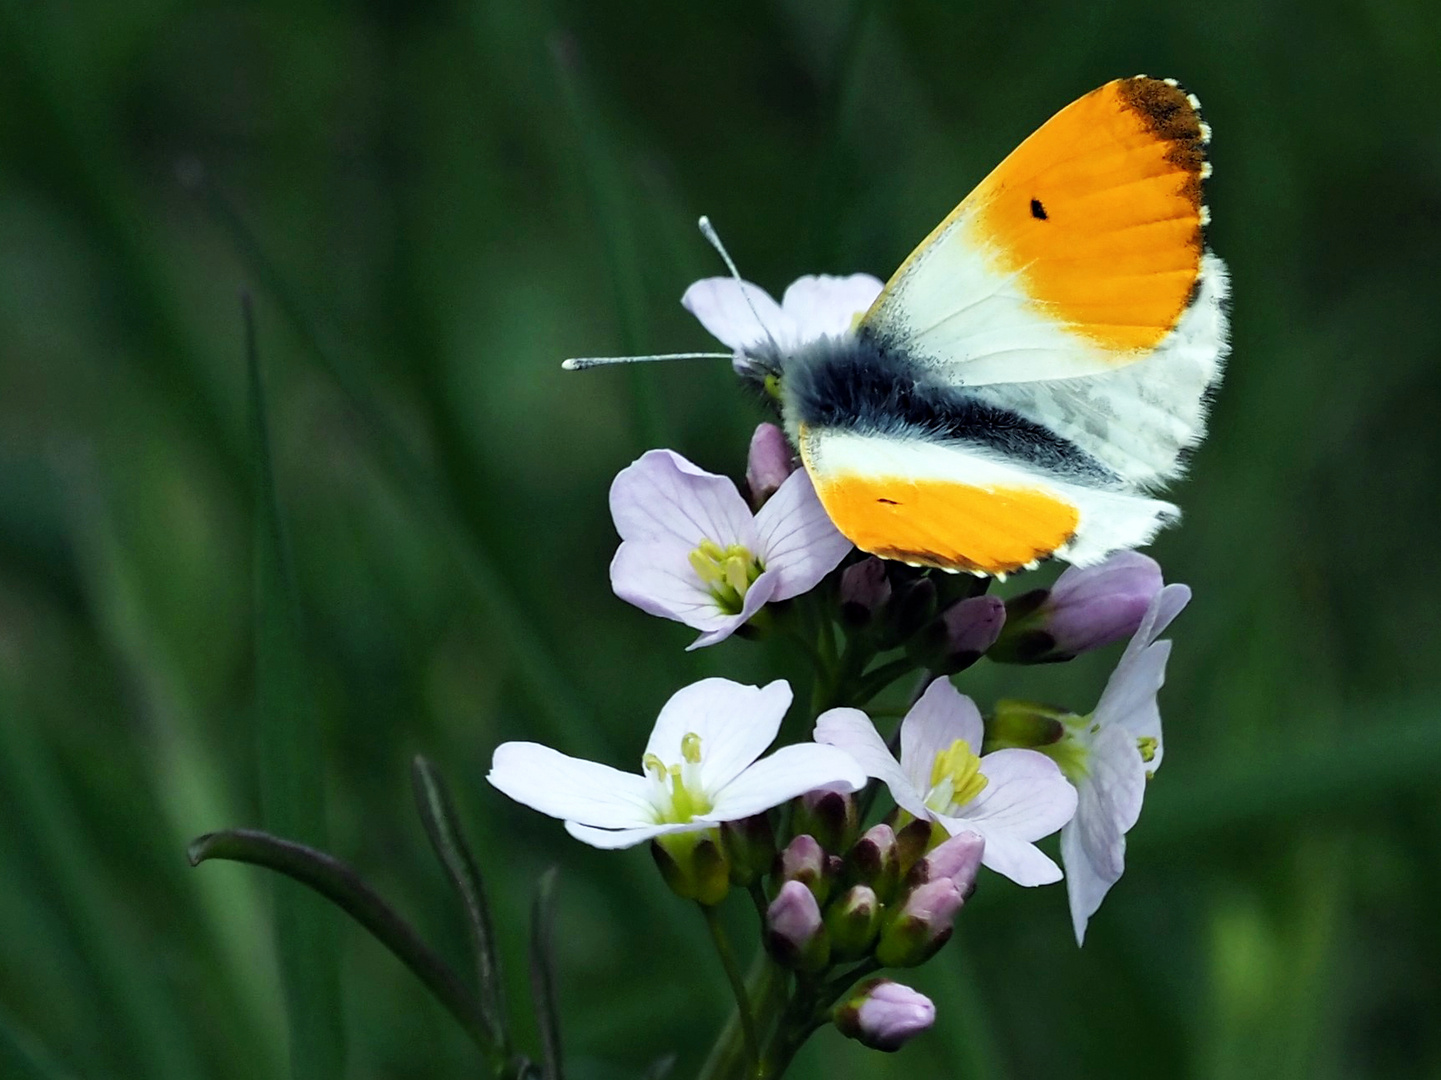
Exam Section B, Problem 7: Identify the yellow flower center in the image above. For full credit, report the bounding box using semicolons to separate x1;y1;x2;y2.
688;539;763;615
643;732;713;823
924;738;989;815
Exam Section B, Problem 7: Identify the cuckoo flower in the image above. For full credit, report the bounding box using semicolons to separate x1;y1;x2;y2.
610;449;851;649
1059;584;1190;943
682;273;885;372
815;678;1076;886
487;678;866;849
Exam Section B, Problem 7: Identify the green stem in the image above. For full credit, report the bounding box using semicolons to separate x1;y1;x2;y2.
697;953;785;1080
700;906;761;1076
853;657;919;706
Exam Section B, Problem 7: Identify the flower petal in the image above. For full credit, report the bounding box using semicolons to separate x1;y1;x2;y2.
610;539;723;625
779;274;885;342
564;820;704;850
681;278;792;351
488;742;656;828
685;571;780;650
1069;725;1146;887
753;468;852;601
962;749;1076;842
943;821;1064;887
709;743;867;821
610;449;757;550
899;678;984;794
814;708;930;820
645;678;793;791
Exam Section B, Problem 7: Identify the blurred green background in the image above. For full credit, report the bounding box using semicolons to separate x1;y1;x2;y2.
3;0;1440;1077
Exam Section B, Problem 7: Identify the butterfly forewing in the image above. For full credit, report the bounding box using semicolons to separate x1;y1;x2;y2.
859;76;1215;386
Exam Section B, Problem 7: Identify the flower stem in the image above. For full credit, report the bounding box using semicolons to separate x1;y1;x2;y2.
697;952;784;1080
700;905;761;1076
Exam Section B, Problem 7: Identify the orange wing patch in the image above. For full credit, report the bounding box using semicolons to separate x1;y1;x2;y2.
812;473;1080;576
964;77;1209;353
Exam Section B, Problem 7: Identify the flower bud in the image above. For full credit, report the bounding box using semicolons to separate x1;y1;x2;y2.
745;423;795;508
907;831;984;897
875;878;964;967
884;576;937;647
775;834;831;904
845;823;899;901
835;979;936;1052
892;817;935;879
766;880;830;972
721;814;777;887
651;830;730;906
908;595;1006;675
992;551;1162;664
982;699;1069;752
839;557;891;628
825;884;881;961
793;787;858;854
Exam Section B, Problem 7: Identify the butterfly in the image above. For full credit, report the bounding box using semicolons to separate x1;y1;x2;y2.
567;76;1229;578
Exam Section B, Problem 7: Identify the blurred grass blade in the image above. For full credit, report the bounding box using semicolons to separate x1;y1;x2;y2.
245;296;346;1079
550;33;664;448
641;1053;676;1079
411;756;508;1052
188;829;505;1067
194;173;610;763
529;868;564;1080
0;1009;79;1080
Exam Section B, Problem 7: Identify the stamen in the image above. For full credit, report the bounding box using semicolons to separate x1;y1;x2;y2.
927;739;989;813
682;732;703;765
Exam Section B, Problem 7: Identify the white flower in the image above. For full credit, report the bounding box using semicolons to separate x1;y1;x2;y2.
1059;584;1190;943
610;449;851;649
487;678;867;849
682;273;884;363
815;679;1077;887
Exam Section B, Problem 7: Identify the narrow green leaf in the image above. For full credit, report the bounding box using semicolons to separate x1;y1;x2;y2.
0;684;199;1079
245;296;345;1080
0;1007;81;1080
529;868;564;1080
411;755;508;1052
188;828;505;1068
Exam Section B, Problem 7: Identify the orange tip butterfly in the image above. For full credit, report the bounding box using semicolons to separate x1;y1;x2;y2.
565;76;1229;578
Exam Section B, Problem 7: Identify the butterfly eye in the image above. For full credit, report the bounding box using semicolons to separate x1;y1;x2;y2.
763;373;783;401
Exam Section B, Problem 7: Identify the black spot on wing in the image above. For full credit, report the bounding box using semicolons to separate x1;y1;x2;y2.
1030;198;1048;220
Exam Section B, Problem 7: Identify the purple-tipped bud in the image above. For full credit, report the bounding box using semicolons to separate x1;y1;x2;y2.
839;557;891;628
826;884;881;960
846;823;900;901
766;880;830;971
651;831;730;906
875;878;964;967
721;814;777;886
993;551;1164;663
745;422;795;508
776;834;831;903
836;979;936;1052
932;595;1007;674
908;831;985;896
794;786;859;853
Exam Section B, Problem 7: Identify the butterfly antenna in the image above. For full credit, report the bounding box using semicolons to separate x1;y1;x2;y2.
560;351;733;371
697;215;782;354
